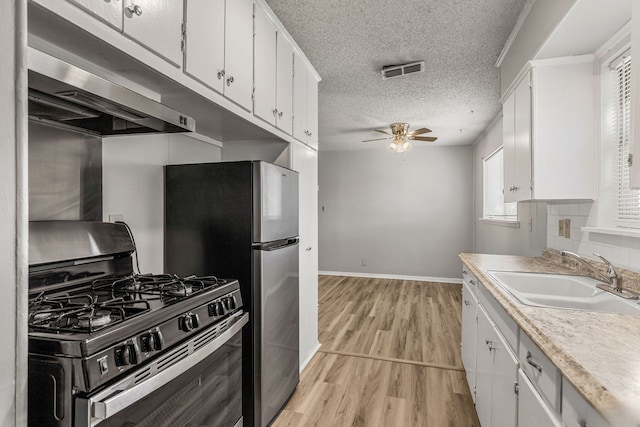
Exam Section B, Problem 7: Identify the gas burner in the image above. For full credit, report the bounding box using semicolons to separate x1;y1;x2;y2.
78;310;112;329
162;282;193;297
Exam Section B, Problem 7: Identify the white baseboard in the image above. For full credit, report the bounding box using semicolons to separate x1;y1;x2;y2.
300;341;321;373
318;271;462;285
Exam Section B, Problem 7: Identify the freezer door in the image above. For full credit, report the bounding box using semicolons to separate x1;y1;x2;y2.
253;162;299;243
254;242;299;426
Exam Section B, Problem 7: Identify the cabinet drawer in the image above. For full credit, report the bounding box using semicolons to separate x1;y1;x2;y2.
478;282;518;353
519;333;561;412
562;378;609;427
462;264;479;298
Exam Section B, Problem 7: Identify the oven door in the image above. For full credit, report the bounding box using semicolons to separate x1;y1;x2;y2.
75;313;248;427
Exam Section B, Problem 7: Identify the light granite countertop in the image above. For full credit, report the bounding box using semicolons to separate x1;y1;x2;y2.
459;252;640;427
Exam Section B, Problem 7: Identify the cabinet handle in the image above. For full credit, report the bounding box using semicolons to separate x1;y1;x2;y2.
526;351;542;373
513;186;519;191
278;111;284;118
306;247;312;251
226;76;234;86
470;279;476;285
217;69;225;80
126;4;143;16
485;339;495;351
273;108;278;117
463;270;468;275
464;300;470;306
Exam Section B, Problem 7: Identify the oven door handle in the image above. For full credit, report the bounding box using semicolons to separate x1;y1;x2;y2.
89;312;248;423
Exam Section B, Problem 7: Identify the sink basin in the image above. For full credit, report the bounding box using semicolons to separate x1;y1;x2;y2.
486;271;640;316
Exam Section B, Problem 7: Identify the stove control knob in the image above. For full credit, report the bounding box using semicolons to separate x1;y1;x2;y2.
115;344;137;366
217;301;227;315
226;295;237;310
181;312;200;332
152;332;163;351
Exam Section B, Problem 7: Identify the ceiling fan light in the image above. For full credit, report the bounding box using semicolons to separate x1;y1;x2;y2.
388;142;398;152
403;141;413;151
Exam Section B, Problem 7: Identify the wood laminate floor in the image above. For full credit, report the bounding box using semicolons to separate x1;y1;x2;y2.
273;276;480;427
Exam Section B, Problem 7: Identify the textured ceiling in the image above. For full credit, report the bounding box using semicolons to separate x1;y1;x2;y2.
265;0;529;151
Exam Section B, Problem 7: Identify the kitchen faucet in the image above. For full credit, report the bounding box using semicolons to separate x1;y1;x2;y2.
560;251;638;300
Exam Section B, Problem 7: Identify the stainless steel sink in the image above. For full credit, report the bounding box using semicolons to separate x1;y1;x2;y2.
487;271;640;316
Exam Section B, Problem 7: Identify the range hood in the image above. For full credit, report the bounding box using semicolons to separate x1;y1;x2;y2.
28;49;195;136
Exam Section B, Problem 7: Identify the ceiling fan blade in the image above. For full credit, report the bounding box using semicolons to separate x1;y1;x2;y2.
411;136;438;142
374;129;392;135
362;137;391;142
408;127;432;136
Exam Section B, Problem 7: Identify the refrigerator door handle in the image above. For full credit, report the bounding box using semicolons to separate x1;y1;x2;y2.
254;238;300;251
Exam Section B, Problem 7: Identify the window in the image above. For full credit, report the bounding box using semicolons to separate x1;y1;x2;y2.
483;147;517;220
605;50;640;226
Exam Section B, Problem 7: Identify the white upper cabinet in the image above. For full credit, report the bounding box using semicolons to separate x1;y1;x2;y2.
293;52;319;149
183;0;225;92
122;0;183;66
276;32;294;135
68;0;123;30
503;71;532;203
183;0;253;111
254;6;278;126
501;56;594;201
224;0;253;110
253;5;294;134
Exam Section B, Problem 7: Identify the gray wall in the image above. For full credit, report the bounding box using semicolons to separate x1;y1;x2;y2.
1;0;27;424
102;133;221;273
318;146;473;280
473;116;547;256
500;0;576;95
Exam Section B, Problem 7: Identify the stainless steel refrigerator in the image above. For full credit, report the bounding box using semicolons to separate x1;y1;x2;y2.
164;161;299;427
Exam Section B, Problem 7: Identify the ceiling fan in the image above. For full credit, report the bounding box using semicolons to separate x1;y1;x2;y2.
362;122;438;153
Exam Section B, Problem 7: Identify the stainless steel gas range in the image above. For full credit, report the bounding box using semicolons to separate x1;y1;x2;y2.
27;221;248;427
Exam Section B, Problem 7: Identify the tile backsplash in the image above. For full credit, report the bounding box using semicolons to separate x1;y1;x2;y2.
546;202;640;272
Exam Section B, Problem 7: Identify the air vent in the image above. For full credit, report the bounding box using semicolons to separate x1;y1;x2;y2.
381;61;426;80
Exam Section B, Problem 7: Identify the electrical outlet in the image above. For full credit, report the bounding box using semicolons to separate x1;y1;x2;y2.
558;220;564;236
361;259;367;267
109;214;124;223
564;219;571;239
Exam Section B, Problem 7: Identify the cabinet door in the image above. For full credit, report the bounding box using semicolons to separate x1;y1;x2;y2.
276;32;294;135
513;71;532;201
68;0;123;30
293;52;308;143
123;0;183;66
461;283;477;402
503;89;517;203
518;370;562;427
306;75;318;149
291;142;319;366
224;0;253;111
253;6;277;125
491;324;519;427
184;0;225;92
476;306;495;427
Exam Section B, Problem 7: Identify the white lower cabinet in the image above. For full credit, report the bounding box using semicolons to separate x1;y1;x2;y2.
476;305;519;427
562;378;608;427
461;263;610;427
517;370;562;427
461;282;478;402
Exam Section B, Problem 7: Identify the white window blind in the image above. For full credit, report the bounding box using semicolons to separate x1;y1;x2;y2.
610;53;640;223
483;147;517;219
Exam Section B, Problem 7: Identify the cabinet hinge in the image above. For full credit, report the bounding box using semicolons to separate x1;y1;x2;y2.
629;153;634;167
514;382;519;395
251;87;255;102
181;22;186;52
